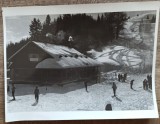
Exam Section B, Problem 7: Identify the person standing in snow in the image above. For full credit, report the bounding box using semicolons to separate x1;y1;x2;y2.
143;79;148;90
122;74;125;82
118;74;121;82
143;79;146;90
34;86;40;102
84;80;88;92
148;75;152;89
130;80;134;89
150;75;152;89
12;85;16;100
124;73;127;82
146;80;149;90
112;82;117;97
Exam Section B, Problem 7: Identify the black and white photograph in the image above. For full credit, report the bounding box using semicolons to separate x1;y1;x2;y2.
2;1;159;122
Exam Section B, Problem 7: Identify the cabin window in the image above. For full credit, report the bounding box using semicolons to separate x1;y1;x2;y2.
29;54;39;62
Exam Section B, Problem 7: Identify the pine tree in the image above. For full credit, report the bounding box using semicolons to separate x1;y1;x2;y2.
29;18;42;41
105;12;127;39
43;15;51;33
46;15;51;25
97;14;100;23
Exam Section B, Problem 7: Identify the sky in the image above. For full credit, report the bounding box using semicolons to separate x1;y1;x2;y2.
5;11;155;45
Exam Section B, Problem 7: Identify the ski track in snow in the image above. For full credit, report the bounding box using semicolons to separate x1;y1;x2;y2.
92;46;142;69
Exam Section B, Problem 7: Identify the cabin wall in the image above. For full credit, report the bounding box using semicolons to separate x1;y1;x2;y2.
9;42;51;68
11;67;99;84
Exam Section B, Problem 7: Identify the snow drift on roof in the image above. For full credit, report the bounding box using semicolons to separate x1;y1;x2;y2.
33;41;101;68
33;41;83;57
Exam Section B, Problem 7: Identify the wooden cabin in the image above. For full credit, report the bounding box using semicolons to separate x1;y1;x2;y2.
8;41;101;85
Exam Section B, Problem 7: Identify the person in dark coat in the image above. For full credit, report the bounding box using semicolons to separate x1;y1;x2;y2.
147;75;150;81
150;75;152;89
147;75;151;89
124;73;127;82
105;104;112;111
34;86;40;102
12;86;16;100
118;74;121;82
143;79;146;90
143;79;148;90
112;82;117;97
120;74;123;82
146;80;149;90
148;75;152;89
84;81;88;92
130;80;134;89
122;74;125;82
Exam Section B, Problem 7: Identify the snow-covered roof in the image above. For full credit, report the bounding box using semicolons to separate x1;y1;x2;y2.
36;57;101;69
8;41;101;68
33;41;83;57
33;41;101;68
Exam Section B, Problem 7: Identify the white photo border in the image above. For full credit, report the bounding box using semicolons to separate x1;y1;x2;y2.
2;1;160;122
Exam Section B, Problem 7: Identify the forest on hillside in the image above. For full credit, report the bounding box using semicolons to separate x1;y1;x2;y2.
7;12;129;59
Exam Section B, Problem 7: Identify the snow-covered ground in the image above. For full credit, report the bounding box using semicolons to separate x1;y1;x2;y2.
7;74;153;113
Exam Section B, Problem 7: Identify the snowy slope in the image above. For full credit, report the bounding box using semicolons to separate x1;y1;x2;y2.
120;12;155;44
129;12;155;22
87;45;142;69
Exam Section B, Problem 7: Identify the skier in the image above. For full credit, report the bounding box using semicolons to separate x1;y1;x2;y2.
34;86;40;102
122;74;125;82
120;74;123;82
124;73;127;82
146;80;149;90
143;79;148;90
12;86;16;100
118;74;121;82
143;79;146;90
150;75;152;89
84;80;88;92
148;75;152;89
130;80;134;89
112;82;117;97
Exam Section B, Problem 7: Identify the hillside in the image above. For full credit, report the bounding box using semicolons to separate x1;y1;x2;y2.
88;13;155;72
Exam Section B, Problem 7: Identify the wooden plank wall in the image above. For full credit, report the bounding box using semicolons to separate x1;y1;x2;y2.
0;0;160;124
